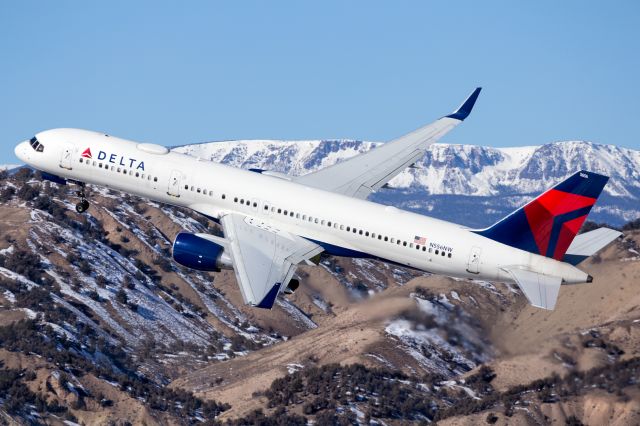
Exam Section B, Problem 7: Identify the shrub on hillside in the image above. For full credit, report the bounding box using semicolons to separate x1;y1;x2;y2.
622;218;640;231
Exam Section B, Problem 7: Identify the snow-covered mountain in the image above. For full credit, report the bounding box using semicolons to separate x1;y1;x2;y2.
173;140;640;227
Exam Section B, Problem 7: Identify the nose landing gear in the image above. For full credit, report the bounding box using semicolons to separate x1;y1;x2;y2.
74;187;90;213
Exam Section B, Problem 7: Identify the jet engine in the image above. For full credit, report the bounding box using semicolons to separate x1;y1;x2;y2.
172;232;232;272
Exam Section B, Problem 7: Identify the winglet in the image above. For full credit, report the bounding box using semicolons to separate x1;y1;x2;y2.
446;87;482;121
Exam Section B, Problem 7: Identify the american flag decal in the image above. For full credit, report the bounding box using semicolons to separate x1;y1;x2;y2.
414;235;426;245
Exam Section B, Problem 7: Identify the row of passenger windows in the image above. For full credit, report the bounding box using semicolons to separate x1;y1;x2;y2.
264;202;453;257
79;157;158;182
180;183;453;259
207;191;453;259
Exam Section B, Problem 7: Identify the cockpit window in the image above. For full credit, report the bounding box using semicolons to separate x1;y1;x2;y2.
29;136;44;152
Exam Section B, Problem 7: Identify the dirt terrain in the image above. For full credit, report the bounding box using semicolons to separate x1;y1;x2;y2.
174;230;640;423
0;171;639;424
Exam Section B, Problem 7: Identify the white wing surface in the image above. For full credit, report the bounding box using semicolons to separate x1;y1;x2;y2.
294;88;481;199
220;213;323;309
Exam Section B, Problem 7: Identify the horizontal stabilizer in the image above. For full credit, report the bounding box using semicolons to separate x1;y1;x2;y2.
503;267;562;310
563;227;622;265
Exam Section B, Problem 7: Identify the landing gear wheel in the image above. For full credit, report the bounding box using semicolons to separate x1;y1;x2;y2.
75;199;89;213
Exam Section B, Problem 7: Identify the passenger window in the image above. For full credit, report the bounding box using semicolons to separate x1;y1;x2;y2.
277;208;282;213
384;236;388;242
210;191;214;196
321;220;325;225
296;213;300;219
416;245;420;250
79;158;83;163
264;205;268;210
184;185;188;190
403;242;407;247
99;163;103;168
222;194;226;199
135;172;139;177
429;248;432;253
359;230;363;235
117;167;121;172
441;251;446;256
197;188;202;193
191;186;195;191
346;226;350;231
390;238;395;243
422;246;426;251
435;249;439;255
353;228;357;233
448;253;452;258
340;225;344;230
315;218;319;224
302;215;307;220
365;231;369;237
409;243;413;248
378;235;382;240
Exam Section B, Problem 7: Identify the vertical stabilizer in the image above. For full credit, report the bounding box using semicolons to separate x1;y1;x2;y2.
474;170;608;260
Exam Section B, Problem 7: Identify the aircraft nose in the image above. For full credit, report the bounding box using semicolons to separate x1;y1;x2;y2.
14;141;29;163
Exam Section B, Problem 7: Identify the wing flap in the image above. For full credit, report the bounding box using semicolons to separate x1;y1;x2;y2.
221;214;323;309
503;267;562;310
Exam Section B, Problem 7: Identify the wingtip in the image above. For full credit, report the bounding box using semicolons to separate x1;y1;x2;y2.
447;87;482;121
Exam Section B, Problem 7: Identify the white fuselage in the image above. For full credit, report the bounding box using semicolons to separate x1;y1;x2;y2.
14;128;590;286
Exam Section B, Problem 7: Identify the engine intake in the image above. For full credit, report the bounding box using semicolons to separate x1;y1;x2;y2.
172;232;232;272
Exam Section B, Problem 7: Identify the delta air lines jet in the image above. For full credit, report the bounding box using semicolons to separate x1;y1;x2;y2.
14;88;621;311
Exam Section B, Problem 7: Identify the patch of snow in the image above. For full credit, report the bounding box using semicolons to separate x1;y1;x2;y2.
286;363;304;374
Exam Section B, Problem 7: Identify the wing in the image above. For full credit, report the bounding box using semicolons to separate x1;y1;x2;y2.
294;88;482;199
503;267;562;310
220;213;323;309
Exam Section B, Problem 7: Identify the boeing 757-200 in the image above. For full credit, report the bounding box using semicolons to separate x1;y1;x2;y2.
14;88;621;310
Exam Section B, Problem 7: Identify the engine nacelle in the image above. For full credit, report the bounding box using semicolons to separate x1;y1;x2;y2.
172;232;232;272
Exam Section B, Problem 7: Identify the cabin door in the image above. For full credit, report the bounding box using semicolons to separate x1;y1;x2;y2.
466;246;482;274
167;170;183;197
59;143;74;170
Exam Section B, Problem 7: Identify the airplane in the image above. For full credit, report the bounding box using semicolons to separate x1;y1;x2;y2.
14;88;621;311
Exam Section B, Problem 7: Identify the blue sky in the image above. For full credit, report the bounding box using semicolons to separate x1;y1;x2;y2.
1;1;639;163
